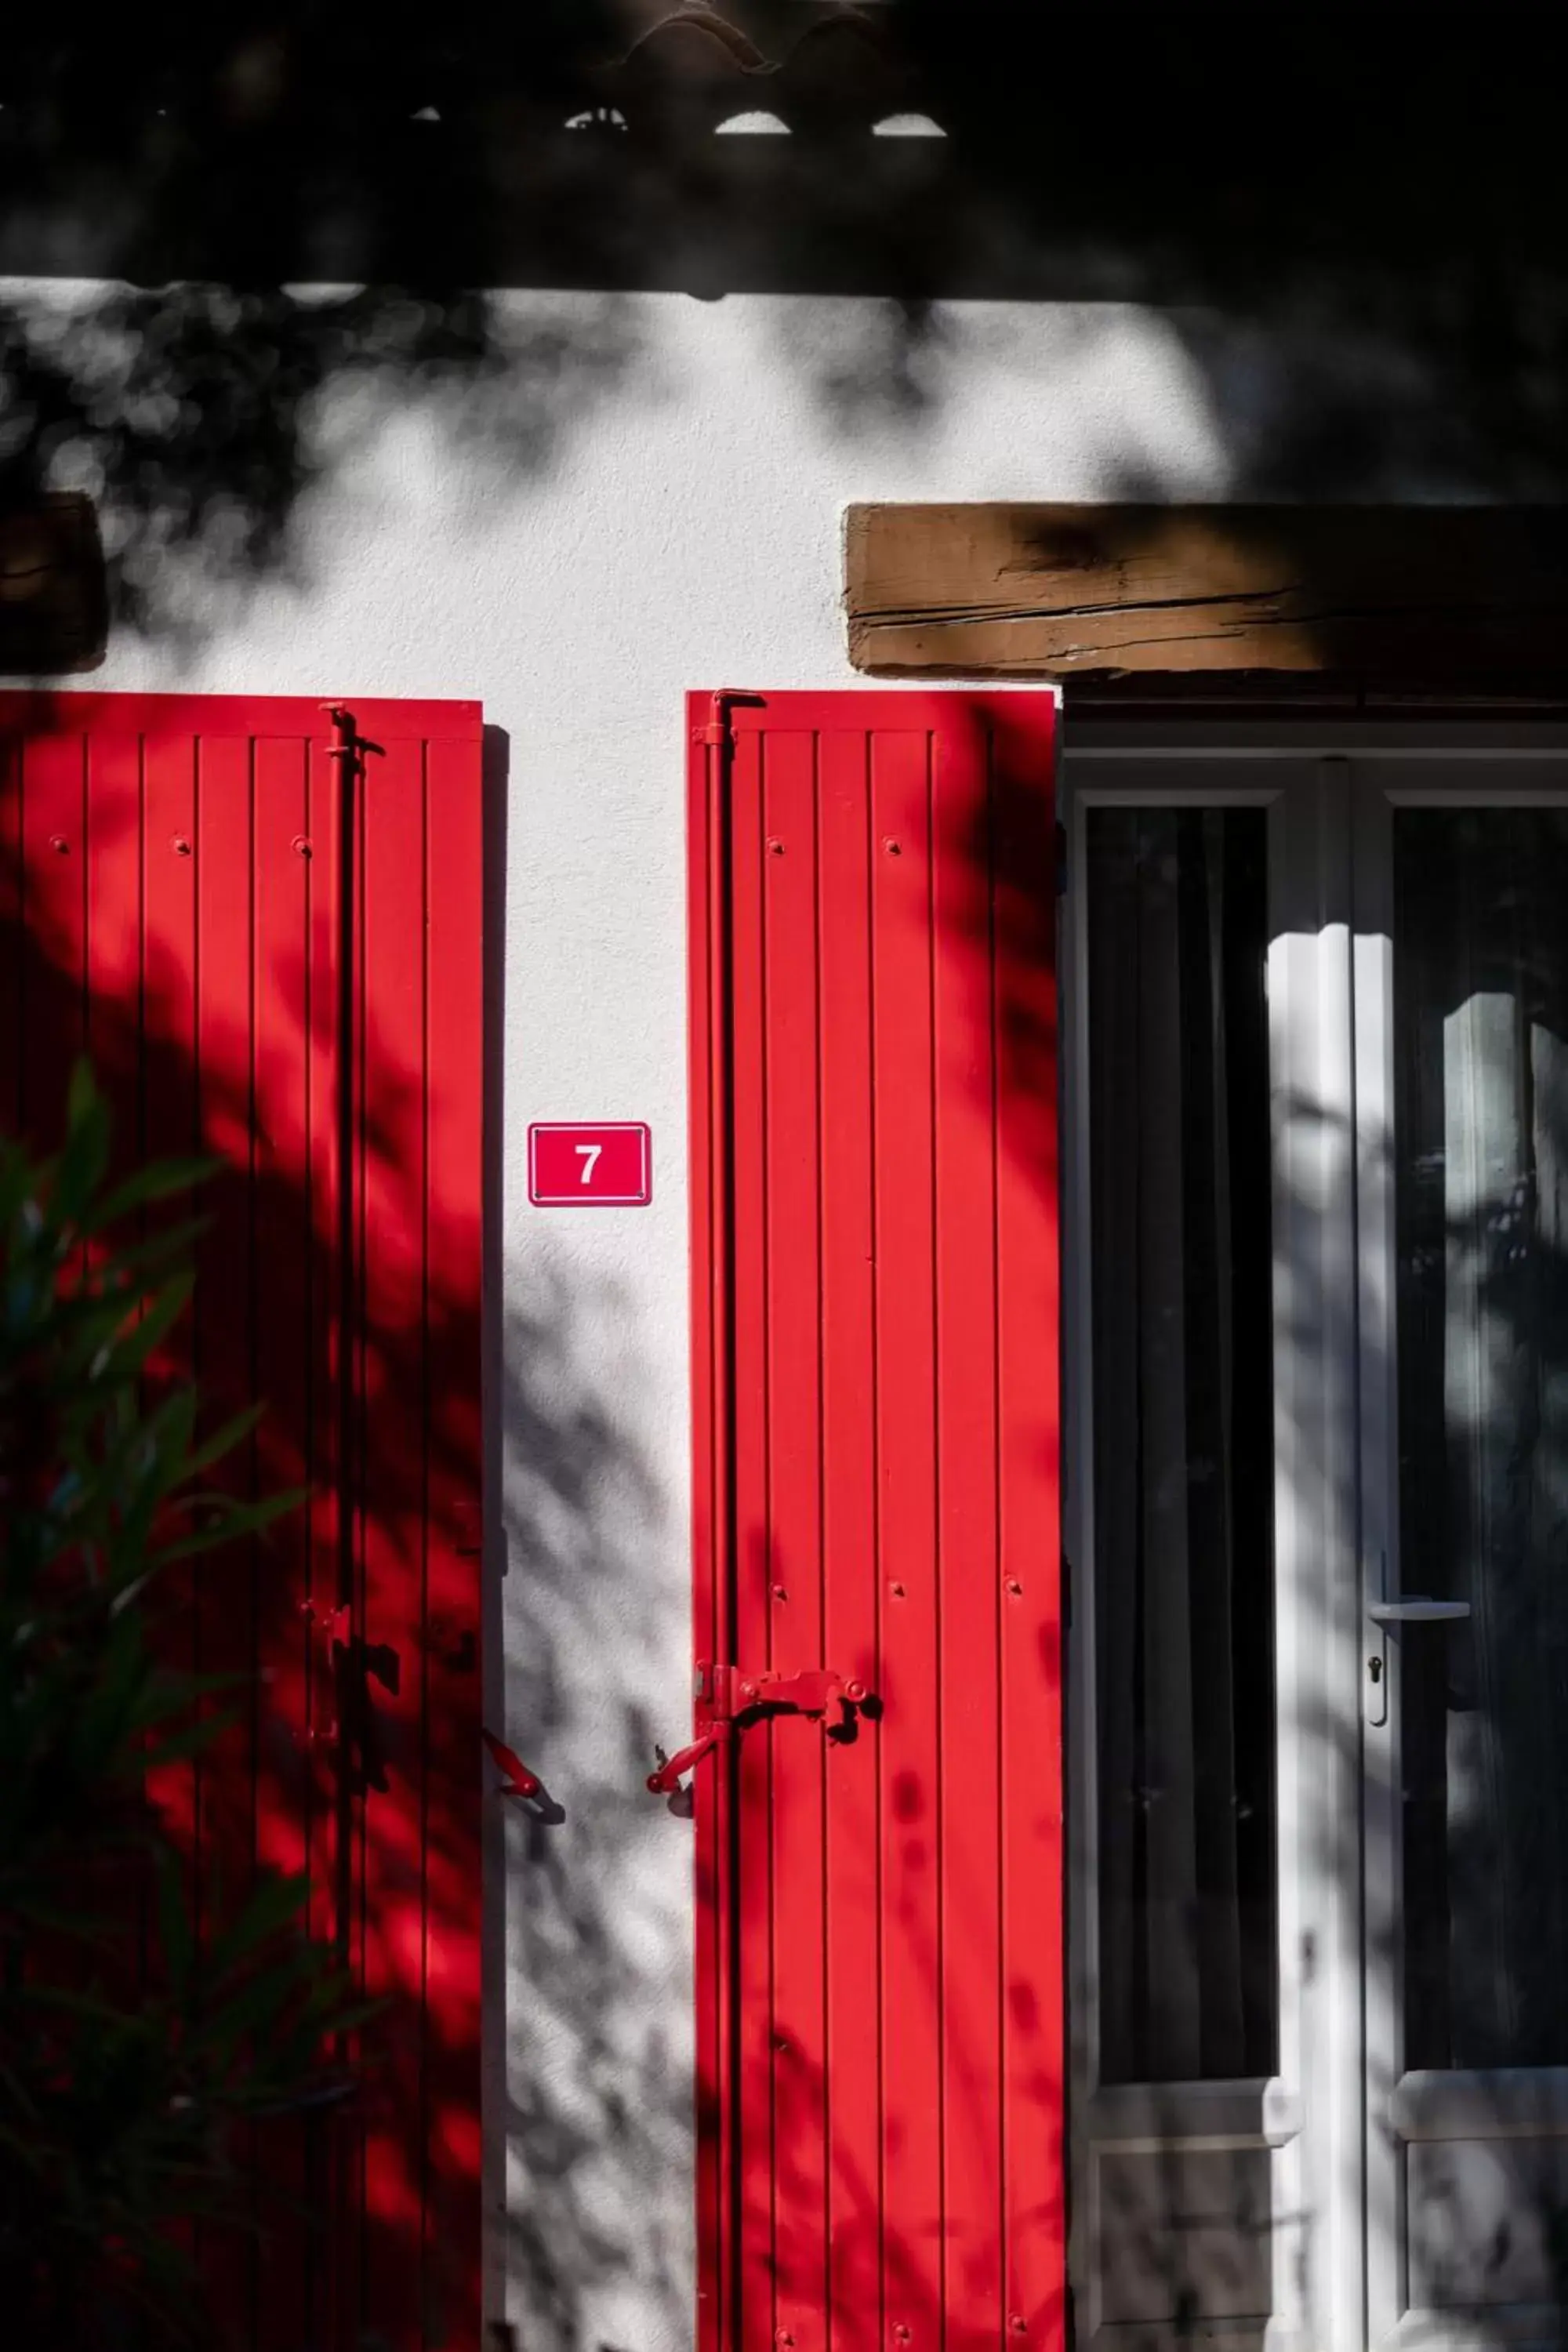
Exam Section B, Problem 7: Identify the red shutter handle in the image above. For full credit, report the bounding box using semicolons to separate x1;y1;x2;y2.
481;1728;543;1802
647;1722;731;1797
646;1664;870;1798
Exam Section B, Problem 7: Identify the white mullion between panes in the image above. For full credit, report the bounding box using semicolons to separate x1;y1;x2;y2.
1352;774;1403;2352
1267;757;1362;2352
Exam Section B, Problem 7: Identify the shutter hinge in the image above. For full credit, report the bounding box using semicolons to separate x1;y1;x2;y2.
694;688;768;750
320;702;384;776
695;689;751;750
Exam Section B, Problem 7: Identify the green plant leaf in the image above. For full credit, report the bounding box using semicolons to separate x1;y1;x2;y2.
205;1868;312;1969
1;1067;356;2347
52;1063;112;1225
104;1269;195;1386
140;1710;236;1769
153;1846;194;1997
151;1486;305;1564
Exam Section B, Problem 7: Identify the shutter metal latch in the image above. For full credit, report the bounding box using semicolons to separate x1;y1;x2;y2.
647;1661;870;1797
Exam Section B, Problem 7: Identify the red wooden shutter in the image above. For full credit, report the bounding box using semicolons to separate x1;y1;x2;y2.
686;690;1063;2352
1;691;484;2352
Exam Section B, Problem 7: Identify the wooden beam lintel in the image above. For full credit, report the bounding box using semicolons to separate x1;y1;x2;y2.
846;503;1568;685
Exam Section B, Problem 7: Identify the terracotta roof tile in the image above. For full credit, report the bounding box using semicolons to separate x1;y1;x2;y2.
619;9;771;85
608;2;891;68
612;4;895;76
597;4;910;130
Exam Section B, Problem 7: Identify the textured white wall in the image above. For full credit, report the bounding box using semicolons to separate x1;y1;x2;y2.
7;286;1232;2351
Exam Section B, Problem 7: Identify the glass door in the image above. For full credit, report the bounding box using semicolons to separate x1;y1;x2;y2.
1065;750;1366;2352
1356;759;1568;2352
1071;731;1568;2352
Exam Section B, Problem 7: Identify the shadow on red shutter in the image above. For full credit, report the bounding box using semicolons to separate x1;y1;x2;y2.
1;690;484;2352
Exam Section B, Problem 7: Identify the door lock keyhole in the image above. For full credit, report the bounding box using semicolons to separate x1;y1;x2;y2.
1368;1655;1383;1684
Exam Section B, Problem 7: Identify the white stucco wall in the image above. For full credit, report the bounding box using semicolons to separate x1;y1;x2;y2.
4;285;1235;2351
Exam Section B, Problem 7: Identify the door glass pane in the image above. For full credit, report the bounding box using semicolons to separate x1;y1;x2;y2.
1395;807;1568;2069
1087;808;1276;2084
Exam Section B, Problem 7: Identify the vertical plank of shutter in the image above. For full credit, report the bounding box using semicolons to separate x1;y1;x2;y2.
728;716;775;2344
818;726;882;2352
304;725;348;2352
252;735;314;2350
344;717;371;2352
0;729;20;1133
141;729;201;1990
140;732;199;1177
20;730;86;1145
140;728;201;2294
423;732;484;2352
687;702;729;2352
760;727;829;2344
869;726;944;2339
358;732;430;2350
194;731;260;2322
931;706;1006;2339
84;732;142;1179
82;732;147;2027
991;699;1065;2338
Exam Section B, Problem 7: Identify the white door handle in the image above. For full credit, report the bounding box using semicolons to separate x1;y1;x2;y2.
1367;1598;1472;1624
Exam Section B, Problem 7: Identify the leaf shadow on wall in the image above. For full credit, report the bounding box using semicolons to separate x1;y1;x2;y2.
490;1258;693;2352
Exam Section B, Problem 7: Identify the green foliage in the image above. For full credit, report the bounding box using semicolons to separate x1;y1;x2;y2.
0;1068;358;2347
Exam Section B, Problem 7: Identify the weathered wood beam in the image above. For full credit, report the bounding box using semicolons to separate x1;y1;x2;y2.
0;495;107;676
845;503;1568;681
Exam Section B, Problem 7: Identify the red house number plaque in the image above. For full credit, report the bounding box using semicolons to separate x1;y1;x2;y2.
528;1122;652;1207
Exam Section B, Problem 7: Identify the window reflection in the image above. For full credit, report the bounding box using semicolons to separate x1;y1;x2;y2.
1088;808;1276;2085
1396;808;1568;2069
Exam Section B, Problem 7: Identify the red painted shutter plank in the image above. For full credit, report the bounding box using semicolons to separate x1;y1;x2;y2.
358;731;430;2349
423;735;484;2352
141;735;199;1179
193;732;261;2331
690;690;1062;2352
253;735;315;2350
817;726;882;2352
83;732;142;1183
869;726;946;2347
0;735;20;1134
305;731;342;1997
193;730;259;1930
760;726;829;2346
728;714;778;2347
140;731;201;1893
931;713;1005;2345
307;724;352;2352
992;720;1064;2344
21;733;87;1146
688;718;731;2352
